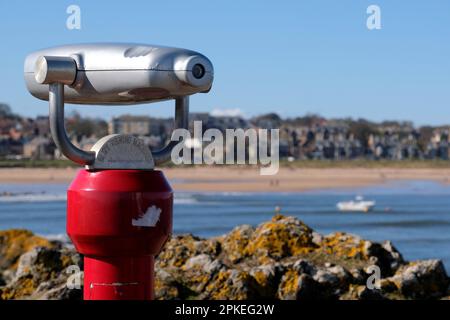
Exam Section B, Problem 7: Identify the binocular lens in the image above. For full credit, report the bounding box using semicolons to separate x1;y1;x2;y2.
192;64;205;79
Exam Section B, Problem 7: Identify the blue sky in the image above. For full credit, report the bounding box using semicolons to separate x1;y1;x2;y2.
0;0;449;125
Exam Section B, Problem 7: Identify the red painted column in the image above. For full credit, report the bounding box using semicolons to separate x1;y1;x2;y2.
83;256;155;300
67;169;172;300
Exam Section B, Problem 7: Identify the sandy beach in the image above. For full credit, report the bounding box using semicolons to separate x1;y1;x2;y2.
1;166;450;192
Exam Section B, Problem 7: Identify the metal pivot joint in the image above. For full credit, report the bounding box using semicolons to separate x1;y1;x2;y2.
35;55;190;168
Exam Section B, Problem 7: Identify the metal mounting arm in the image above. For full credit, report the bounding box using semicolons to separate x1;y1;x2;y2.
152;96;189;166
49;83;96;165
36;55;190;167
35;56;96;165
49;85;189;167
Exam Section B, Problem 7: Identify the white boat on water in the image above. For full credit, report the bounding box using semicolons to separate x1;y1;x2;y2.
336;196;375;212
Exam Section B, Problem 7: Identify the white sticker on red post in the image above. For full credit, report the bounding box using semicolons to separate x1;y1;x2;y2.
132;205;161;227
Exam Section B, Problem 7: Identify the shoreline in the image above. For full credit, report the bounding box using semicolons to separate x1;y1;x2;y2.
1;167;450;192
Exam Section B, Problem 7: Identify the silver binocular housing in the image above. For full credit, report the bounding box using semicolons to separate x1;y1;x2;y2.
24;43;214;168
25;43;213;104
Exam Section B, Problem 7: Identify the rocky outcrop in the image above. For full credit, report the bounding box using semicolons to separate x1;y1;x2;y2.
385;260;449;299
0;230;54;273
0;215;449;300
0;246;82;300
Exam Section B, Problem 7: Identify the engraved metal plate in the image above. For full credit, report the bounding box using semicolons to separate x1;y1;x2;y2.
87;134;154;170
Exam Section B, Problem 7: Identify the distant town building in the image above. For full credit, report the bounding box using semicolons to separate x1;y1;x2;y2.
23;137;54;160
109;115;152;136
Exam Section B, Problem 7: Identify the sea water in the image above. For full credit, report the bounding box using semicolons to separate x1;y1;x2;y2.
0;180;449;271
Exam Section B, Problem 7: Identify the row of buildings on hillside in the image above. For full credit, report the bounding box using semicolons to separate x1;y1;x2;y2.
107;113;450;161
1;110;450;161
280;124;450;160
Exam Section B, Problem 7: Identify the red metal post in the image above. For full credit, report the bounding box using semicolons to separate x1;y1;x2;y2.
67;169;173;300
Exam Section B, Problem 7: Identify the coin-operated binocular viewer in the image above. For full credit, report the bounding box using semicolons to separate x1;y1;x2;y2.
24;44;213;300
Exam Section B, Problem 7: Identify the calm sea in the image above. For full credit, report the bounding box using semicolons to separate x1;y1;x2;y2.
0;180;449;271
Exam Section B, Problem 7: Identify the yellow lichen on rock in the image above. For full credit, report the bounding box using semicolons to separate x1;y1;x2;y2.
249;264;278;298
277;269;299;299
0;229;53;271
1;276;36;300
320;232;367;260
244;215;317;262
180;264;215;293
218;225;253;263
205;269;255;300
154;270;180;300
158;234;221;269
251;269;270;288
